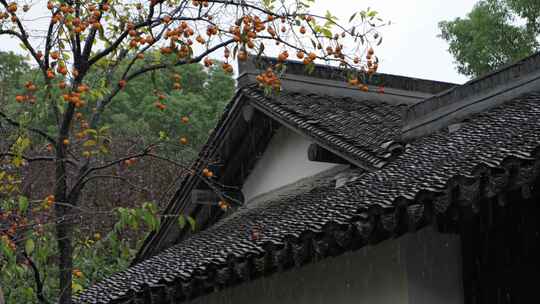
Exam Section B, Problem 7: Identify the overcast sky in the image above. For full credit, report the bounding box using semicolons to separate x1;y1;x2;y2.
0;0;476;84
311;0;476;84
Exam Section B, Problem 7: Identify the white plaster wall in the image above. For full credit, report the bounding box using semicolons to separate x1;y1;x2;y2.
242;127;338;202
189;227;463;304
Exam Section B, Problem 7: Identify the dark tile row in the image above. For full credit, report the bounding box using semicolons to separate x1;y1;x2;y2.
242;86;407;169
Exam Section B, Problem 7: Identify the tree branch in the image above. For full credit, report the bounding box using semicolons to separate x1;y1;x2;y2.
81;0;110;64
1;152;53;163
67;145;156;203
79;174;151;193
0;111;56;144
44;10;60;71
23;252;50;304
146;153;190;171
86;19;154;67
0;0;43;69
0;29;23;38
126;38;236;80
0;152;77;166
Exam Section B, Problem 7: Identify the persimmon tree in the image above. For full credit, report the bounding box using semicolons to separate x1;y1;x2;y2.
0;0;385;303
0;54;234;303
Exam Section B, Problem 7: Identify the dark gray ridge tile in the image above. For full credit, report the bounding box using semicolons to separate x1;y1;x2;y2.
76;92;540;304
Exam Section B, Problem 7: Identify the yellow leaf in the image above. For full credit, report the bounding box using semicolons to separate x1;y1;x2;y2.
72;282;84;293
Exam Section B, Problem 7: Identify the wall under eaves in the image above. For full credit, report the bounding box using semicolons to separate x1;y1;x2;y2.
242;127;339;202
189;226;463;304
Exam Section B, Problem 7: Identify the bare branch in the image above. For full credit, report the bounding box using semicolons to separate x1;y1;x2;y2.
67;145;156;202
0;152;53;163
0;152;77;166
79;174;151;193
23;252;50;304
44;10;60;70
146;153;192;172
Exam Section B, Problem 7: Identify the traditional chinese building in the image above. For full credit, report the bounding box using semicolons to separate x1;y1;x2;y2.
75;53;540;304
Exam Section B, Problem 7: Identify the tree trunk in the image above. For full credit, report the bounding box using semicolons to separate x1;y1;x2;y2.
55;143;73;304
55;204;73;304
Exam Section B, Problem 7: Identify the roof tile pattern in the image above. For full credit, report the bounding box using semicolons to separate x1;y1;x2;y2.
243;87;407;168
75;92;540;304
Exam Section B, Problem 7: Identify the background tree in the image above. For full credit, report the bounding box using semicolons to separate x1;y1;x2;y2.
0;0;385;303
439;0;539;77
0;51;30;103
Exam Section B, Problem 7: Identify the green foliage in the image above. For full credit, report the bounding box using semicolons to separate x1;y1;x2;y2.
99;60;234;156
506;0;540;33
439;0;539;77
0;199;161;303
1;52;235;159
0;51;30;101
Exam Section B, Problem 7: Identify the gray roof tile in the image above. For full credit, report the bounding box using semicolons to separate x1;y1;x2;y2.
243;86;408;169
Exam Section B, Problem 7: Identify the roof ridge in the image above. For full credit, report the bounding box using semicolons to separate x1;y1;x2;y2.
242;86;395;170
238;56;458;95
403;51;540;140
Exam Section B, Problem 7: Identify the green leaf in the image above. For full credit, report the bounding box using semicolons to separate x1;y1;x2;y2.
23;287;34;298
85;129;98;136
1;238;15;260
72;282;84;294
305;62;316;74
12;156;23;168
99;145;110;154
18;196;29;213
349;12;357;22
178;214;186;229
158;131;169;141
325;10;337;22
83;140;97;147
25;239;35;255
142;211;158;231
186;216;196;231
14;136;30;151
321;28;333;38
57;104;65;114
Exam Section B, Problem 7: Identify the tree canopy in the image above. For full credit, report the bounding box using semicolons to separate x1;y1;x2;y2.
0;50;234;304
439;0;539;77
0;51;30;102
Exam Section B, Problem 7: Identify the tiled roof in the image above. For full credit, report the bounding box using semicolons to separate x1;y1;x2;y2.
75;92;540;304
135;86;410;260
243;86;407;169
